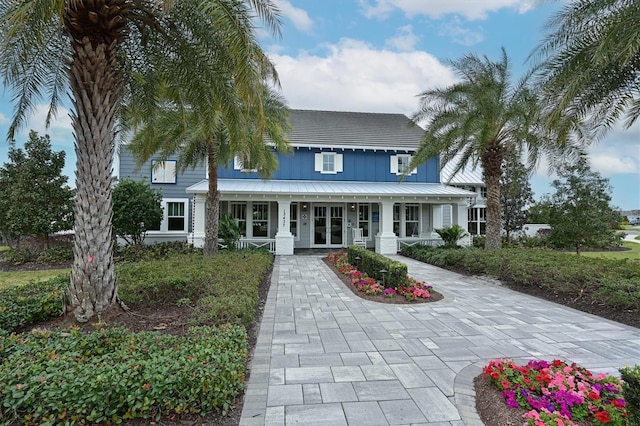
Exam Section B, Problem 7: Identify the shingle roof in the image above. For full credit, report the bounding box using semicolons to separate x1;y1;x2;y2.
186;179;476;199
286;109;425;151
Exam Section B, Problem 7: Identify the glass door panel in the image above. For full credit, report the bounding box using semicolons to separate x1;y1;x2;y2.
330;206;343;245
314;206;327;245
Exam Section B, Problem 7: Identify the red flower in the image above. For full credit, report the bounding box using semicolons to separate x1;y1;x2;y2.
589;391;601;401
595;410;611;423
490;372;500;380
501;379;510;389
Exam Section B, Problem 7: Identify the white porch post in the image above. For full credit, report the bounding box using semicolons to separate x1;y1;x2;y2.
431;204;443;237
452;201;471;246
375;201;397;254
191;195;206;248
275;200;294;255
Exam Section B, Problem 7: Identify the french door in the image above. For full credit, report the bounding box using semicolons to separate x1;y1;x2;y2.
313;204;343;247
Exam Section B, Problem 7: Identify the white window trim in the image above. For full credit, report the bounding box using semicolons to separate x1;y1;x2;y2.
390;154;417;176
250;202;270;238
357;203;371;239
314;152;343;174
151;160;177;183
234;156;257;173
147;198;189;233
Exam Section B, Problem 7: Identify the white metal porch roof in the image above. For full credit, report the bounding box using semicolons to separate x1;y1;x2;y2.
186;179;476;200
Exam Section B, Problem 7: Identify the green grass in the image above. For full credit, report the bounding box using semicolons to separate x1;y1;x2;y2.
635;235;640;241
0;246;10;252
580;241;640;261
0;269;70;290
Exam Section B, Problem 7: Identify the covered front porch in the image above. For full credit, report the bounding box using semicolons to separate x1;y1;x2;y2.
186;179;476;255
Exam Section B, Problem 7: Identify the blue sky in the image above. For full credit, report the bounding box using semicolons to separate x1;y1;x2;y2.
1;0;639;210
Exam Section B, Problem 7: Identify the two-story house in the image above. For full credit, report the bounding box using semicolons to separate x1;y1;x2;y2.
117;109;476;255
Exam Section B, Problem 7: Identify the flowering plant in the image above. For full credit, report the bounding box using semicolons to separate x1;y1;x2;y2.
483;358;627;425
327;251;433;301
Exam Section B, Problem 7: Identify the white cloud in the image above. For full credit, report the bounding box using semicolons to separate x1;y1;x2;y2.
15;104;74;147
0;112;8;126
269;38;458;115
588;121;640;176
385;25;420;51
438;17;484;46
360;0;535;21
275;0;314;32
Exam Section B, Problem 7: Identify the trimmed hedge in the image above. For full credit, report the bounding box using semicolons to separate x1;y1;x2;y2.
0;276;66;333
620;365;640;425
400;246;640;310
347;245;407;288
0;325;247;424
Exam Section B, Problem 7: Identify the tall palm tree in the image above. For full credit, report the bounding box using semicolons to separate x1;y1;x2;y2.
408;49;580;249
533;0;640;133
0;0;282;322
126;84;291;256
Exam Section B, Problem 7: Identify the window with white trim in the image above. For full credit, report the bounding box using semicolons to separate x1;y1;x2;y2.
252;203;269;237
290;203;298;237
405;204;420;237
358;204;370;238
314;152;343;174
148;198;188;232
390;154;417;176
151;160;177;183
233;156;257;173
231;202;247;237
393;205;400;236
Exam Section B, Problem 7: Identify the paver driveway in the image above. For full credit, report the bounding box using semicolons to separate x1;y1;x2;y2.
239;254;640;425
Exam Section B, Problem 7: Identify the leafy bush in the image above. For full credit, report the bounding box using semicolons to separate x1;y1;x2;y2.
0;276;67;333
0;325;247;424
114;241;202;263
118;250;272;326
218;213;241;250
36;245;73;263
435;224;468;248
620;365;640;425
1;247;32;265
112;179;163;245
401;246;640;310
347;245;407;288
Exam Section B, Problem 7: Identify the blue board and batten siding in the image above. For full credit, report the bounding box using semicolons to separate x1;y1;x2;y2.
219;148;439;183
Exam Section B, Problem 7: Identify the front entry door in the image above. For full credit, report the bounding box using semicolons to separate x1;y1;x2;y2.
313;205;343;247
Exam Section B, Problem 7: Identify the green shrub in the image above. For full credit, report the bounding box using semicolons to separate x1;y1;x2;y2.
117;250;272;326
0;325;247;424
347;245;407;288
434;224;468;248
620;365;640;425
400;246;640;311
0;276;66;333
36;245;73;263
114;241;202;263
1;247;32;265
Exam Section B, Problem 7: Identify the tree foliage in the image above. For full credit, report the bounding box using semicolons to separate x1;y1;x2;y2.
0;131;74;248
500;148;534;241
408;48;581;250
533;0;640;134
435;224;469;249
112;179;163;246
544;156;622;254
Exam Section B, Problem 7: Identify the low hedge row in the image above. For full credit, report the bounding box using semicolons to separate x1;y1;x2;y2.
400;246;640;311
0;325;247;424
347;245;407;288
621;365;640;425
0;277;66;333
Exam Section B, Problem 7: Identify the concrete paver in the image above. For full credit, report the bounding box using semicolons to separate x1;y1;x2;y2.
240;254;640;425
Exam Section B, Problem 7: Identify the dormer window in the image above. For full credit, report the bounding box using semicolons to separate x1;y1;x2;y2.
234;156;257;173
314;152;343;174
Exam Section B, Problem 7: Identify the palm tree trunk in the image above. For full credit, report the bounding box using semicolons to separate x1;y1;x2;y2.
65;2;126;322
482;144;504;250
204;144;220;256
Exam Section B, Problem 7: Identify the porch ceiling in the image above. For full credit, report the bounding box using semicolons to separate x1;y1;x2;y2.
186;179;476;201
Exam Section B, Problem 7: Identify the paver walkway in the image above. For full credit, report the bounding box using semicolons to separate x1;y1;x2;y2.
239;254;640;425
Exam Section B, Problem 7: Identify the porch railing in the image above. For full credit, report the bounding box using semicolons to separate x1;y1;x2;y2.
397;237;444;251
218;238;276;253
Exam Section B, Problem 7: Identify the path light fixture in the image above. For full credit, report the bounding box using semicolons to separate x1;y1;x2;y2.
355;255;361;270
380;269;387;287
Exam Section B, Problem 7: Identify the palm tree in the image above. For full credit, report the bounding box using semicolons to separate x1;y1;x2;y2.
0;0;282;322
532;0;640;133
126;85;291;256
408;49;580;249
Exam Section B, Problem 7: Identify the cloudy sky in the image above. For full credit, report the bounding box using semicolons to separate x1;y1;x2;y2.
1;0;638;209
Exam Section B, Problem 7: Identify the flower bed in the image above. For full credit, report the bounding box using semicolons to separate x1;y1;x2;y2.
483;358;628;425
327;251;433;301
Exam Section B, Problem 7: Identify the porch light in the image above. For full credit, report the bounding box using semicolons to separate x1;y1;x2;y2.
302;203;308;211
350;203;356;211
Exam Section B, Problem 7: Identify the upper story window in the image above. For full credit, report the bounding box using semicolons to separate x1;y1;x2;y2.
233;156;257;173
390;154;417;176
314;152;343;174
151;160;177;184
480;186;487;198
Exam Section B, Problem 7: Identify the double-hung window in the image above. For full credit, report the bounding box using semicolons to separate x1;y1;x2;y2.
147;198;188;232
290;203;298;237
390;154;417;176
231;202;247;237
405;204;419;237
252;203;269;237
314;152;343;174
358;204;370;238
151;160;177;184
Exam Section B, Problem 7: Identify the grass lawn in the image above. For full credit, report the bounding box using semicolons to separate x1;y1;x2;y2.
580;241;640;261
0;269;70;290
0;246;10;252
635;235;640;241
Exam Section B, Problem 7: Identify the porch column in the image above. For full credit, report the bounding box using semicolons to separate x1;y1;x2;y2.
191;195;206;248
452;201;471;246
275;200;294;255
375;201;397;254
431;204;443;237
